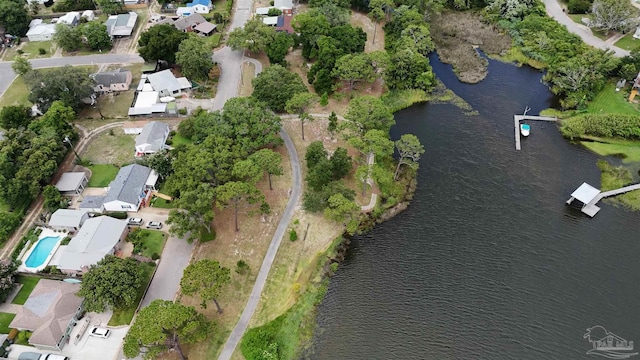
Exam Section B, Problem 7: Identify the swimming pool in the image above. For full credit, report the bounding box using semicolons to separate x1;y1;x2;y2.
24;236;61;268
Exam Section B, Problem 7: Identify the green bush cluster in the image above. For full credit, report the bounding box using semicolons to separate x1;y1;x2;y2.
0;212;23;248
561;114;640;139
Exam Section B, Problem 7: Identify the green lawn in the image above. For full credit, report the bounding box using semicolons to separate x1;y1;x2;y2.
12;276;41;305
87;164;119;187
587;82;640;115
20;41;56;59
206;33;223;48
0;312;16;334
171;134;193;146
151;183;175;209
140;230;167;258
107;262;155;326
581;137;640;163
614;32;640;51
0;75;30;108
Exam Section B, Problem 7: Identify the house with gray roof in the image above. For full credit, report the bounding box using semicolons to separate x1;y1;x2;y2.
56;216;128;273
173;13;206;32
48;209;89;232
9;279;84;351
79;195;105;213
146;69;191;97
103;164;158;212
105;12;138;38
55;172;88;195
135;121;170;156
91;68;133;93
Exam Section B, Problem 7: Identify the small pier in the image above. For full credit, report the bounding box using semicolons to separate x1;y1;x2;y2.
566;182;640;217
514;114;558;150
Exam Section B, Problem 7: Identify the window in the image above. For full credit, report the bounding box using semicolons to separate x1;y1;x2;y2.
121;204;132;209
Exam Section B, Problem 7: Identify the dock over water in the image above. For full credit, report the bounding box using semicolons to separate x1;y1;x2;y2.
567;182;640;217
514;115;558;150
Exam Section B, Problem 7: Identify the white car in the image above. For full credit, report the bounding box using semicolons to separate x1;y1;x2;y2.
89;326;110;339
146;221;163;230
127;218;144;226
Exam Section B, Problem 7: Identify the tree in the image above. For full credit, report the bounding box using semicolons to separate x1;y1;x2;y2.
333;53;376;92
139;150;173;181
0;260;18;303
310;2;350;26
221;97;283;156
369;7;385;44
394;134;424;180
82;22;112;51
249;149;283;190
180;259;231;312
29;100;76;139
386;47;435;90
285;93;317;140
252;65;308;112
43;185;67;212
24;65;95;112
327;111;338;136
53;24;82;52
266;32;294;65
232;159;263;184
167;183;215;243
95;0;123;15
227;18;276;54
291;12;330;59
176;34;214;81
399;24;435;56
123;300;210;360
138;24;188;63
77;256;143;313
11;57;31;76
305;141;328;169
329;147;352;179
591;0;638;35
0;0;30;36
215;181;266;232
348;129;395;159
369;0;395;22
324;193;359;233
345;95;395;136
0;105;32;129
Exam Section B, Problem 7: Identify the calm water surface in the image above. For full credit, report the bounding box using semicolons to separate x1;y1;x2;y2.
308;56;640;359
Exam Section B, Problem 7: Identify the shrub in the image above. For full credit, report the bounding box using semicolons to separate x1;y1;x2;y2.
267;8;282;16
38;48;46;55
289;229;298;242
568;0;592;13
178;107;188;115
236;260;249;275
330;262;339;272
319;92;329;106
169;130;176;136
16;50;23;55
165;139;173;145
61;236;71;245
108;211;128;219
151;252;160;260
560;113;640;140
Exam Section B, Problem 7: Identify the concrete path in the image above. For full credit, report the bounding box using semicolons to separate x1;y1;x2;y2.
360;153;378;212
218;128;302;360
541;0;629;57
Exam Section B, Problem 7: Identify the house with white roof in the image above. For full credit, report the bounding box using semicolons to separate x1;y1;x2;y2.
48;209;89;232
102;164;158;212
9;280;84;351
58;12;80;26
147;69;191;97
81;10;95;21
105;12;138;38
135;121;170;157
56;216;128;274
26;23;56;42
177;0;212;16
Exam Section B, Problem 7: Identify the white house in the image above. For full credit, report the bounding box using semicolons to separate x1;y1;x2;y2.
26;23;56;42
135;121;170;157
105;12;138;38
274;0;293;9
48;209;89;232
56;216;128;274
177;0;212;16
58;12;80;26
81;10;96;21
103;164;158;212
123;120;150;134
147;69;191;97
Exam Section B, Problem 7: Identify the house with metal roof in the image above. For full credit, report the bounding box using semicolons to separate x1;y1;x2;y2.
105;12;138;38
26;23;56;42
177;0;212;16
173;13;206;32
55;172;88;195
135;121;170;157
48;209;89;232
103;164;158;212
58;12;80;26
56;216;128;273
194;21;217;36
147;69;191;97
91;68;133;94
9;279;84;351
78;195;105;213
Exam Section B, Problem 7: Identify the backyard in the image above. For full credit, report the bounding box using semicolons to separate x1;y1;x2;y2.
86;164;119;187
108;262;155;326
614;33;640;51
128;229;167;258
581;137;640;163
587;82;640;115
0;312;15;334
82;131;135;166
11;276;41;305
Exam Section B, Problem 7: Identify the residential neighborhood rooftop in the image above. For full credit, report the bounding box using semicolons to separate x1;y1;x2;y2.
55;172;87;193
173;13;206;31
104;164;153;205
105;12;138;37
136;121;170;154
48;209;88;229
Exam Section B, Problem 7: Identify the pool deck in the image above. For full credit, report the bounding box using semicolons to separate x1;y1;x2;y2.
18;228;67;273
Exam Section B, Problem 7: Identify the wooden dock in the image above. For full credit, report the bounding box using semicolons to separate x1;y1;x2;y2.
567;183;640;217
514;115;558;150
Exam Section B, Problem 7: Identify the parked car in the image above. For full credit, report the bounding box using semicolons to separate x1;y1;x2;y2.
42;355;69;360
127;218;144;226
18;353;69;360
89;326;110;339
146;221;163;230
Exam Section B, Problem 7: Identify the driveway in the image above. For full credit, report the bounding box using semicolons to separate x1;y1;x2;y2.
541;0;629;57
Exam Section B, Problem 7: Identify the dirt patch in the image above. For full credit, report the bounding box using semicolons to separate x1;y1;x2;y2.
177;144;293;360
350;11;385;53
239;62;255;97
431;11;511;83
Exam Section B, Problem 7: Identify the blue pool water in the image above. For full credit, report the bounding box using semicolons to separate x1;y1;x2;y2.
25;236;60;268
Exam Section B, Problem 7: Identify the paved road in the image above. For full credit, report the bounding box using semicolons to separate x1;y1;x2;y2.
0;53;144;98
218;128;302;360
541;0;629;57
211;0;255;110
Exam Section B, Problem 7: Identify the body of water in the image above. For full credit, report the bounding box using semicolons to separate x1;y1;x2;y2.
308;56;640;359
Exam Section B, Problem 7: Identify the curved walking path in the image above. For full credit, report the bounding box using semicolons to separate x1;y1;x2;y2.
541;0;629;57
218;128;301;360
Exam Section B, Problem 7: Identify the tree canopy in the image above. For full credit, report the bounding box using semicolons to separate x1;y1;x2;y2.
227;18;276;54
0;260;18;303
24;65;95;112
176;34;214;81
82;22;112;51
138;24;189;63
167;183;216;243
180;259;231;312
0;0;29;36
0;105;32;130
394;134;425;180
123;300;210;359
11;57;31;76
591;0;637;34
345;96;396;136
252;64;308;112
77;256;143;313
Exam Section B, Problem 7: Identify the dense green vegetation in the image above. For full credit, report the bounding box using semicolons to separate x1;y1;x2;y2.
561;113;640;139
597;160;640;210
107;262;155;326
581;137;640;162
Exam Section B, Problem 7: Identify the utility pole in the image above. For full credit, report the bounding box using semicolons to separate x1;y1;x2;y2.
63;136;82;163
